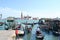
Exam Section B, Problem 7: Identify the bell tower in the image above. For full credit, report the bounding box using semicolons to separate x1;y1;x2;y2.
21;12;23;19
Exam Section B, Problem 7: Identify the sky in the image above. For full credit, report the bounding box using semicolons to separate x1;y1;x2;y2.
0;0;60;18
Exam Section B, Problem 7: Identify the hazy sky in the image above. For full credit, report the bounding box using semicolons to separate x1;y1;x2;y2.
0;0;60;18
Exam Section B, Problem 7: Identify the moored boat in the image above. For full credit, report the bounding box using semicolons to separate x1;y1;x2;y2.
52;31;60;36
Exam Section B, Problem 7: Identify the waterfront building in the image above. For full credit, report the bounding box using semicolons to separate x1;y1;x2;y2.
39;18;60;31
52;19;60;31
33;17;39;20
24;15;31;20
39;18;54;30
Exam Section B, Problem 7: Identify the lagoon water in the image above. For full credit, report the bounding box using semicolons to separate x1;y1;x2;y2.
0;19;59;40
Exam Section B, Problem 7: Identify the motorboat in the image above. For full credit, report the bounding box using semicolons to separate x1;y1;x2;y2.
27;27;32;33
17;30;25;36
25;25;32;33
36;31;44;39
15;29;25;37
36;28;44;39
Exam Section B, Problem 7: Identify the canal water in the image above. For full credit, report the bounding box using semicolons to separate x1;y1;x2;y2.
16;24;59;40
0;19;59;40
